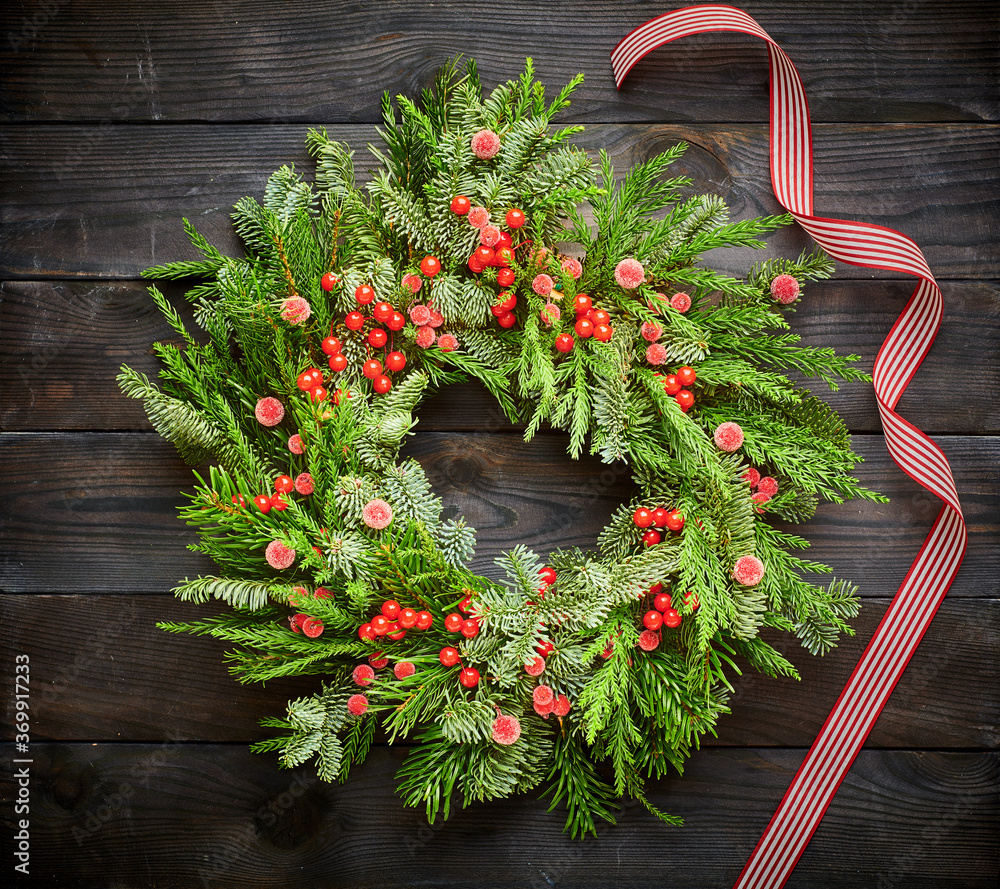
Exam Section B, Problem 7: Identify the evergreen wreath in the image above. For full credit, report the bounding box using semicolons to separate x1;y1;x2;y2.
120;60;885;835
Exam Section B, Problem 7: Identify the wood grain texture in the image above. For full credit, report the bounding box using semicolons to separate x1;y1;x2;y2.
2;123;998;279
1;1;997;124
2;594;996;748
1;743;996;888
1;432;997;597
3;278;998;435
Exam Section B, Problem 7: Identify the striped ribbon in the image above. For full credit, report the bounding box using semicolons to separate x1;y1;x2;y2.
612;6;968;887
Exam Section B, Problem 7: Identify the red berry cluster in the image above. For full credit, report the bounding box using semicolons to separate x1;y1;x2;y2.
439;592;486;688
569;293;614;344
742;466;780;512
655;364;697;412
234;470;315;516
286;585;333;638
358;599;434;642
532;683;571;719
637;585;699;650
632;504;685;547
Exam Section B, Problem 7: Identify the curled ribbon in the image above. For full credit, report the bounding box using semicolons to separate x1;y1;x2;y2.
612;6;968;887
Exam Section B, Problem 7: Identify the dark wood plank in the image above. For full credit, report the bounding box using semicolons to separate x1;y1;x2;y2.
2;123;998;279
1;432;997;596
3;279;998;434
2;1;997;124
1;743;995;888
2;594;995;748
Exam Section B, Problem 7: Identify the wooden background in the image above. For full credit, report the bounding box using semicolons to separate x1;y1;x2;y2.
1;1;997;886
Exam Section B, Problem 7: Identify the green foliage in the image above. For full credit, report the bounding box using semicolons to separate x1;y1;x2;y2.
121;59;879;837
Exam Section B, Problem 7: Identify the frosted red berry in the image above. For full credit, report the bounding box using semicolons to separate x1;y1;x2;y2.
533;684;554;706
254;397;284;427
492;713;521;745
525;656;545;676
552;694;571;717
638;629;660;651
301;617;324;638
352;664;375;686
733;555;765;586
347;694;368;716
394;661;416;680
714;421;745;452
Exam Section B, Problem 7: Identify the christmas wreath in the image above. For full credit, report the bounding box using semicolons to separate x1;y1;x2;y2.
120;60;883;835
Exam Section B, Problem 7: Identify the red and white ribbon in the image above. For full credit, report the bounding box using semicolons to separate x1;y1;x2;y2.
613;6;968;887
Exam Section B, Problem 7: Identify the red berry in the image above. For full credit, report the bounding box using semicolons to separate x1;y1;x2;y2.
592;323;613;342
506;208;526;228
642;529;662;547
498;292;517;312
684;591;700;611
573;294;592;314
381;600;401;620
643;610;663;631
651;507;668;527
371;302;391;324
297;369;322;391
494;246;514;267
320;272;339;291
373;375;392;394
345;311;365;331
468;255;485;274
371;615;389;636
460;619;480;638
321;336;342;356
439;646;460;667
539;566;557;586
458;594;474;614
270;494;288;511
450;195;471;215
665;509;685;532
445;613;463;633
497;311;517;329
387;311;406;331
415;611;433;630
536;640;555;658
496;231;513;249
301;617;324;638
274;475;294;494
387;624;407;641
368;651;389;669
368;328;387;349
363;359;383;380
254;495;272;513
555;333;574;353
662;374;682;395
355;284;375;305
420;255;441;277
633;507;654;528
676;365;697;387
232;493;247;508
574;318;594;339
654;592;673;612
358;623;376;641
459;667;480;688
385;351;406;372
497;267;516;287
328;353;348;372
648;582;663;595
663;608;682;628
398;608;417;629
475;246;495;266
675;390;695;411
591;309;611;326
309;386;328;403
